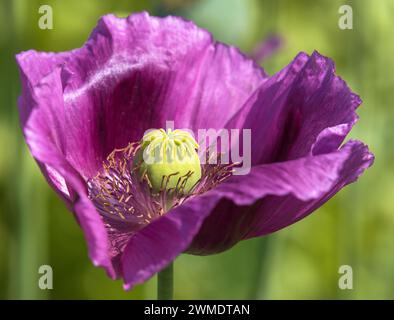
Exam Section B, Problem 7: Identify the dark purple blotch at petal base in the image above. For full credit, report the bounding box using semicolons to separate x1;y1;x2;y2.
16;12;374;290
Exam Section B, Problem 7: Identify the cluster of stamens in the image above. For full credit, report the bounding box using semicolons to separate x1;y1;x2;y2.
87;139;236;230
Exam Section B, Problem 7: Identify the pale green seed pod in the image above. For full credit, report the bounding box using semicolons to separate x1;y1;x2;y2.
134;129;202;195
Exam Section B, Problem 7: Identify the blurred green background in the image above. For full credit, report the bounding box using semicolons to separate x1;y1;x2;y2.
0;0;392;299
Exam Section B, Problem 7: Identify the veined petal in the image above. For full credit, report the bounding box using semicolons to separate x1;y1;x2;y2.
121;192;220;290
17;12;266;179
19;67;116;278
226;51;361;165
121;141;372;286
187;140;373;254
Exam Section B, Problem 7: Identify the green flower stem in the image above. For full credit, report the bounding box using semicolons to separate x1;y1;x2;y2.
157;262;174;300
249;237;272;299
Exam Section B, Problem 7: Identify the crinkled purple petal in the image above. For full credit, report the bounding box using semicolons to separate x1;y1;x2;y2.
17;50;70;127
17;12;265;179
187;140;373;254
121;192;220;290
226;51;361;165
17;67;116;278
121;140;372;287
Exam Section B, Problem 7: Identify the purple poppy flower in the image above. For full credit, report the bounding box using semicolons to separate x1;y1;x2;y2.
16;12;373;290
